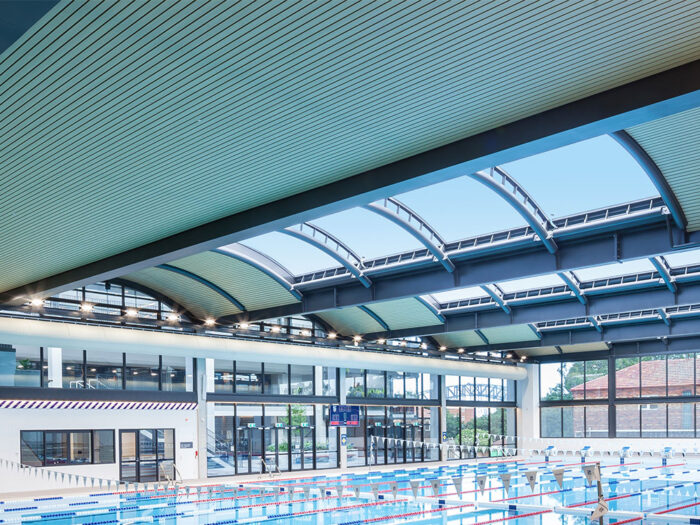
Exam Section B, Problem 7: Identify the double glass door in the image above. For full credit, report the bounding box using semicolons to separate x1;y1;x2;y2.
119;429;174;482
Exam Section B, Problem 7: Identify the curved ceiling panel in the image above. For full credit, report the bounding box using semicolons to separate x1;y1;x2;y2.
169;251;300;312
368;297;443;331
125;267;242;320
479;324;541;345
0;1;698;292
316;307;384;336
432;331;486;349
627;107;700;231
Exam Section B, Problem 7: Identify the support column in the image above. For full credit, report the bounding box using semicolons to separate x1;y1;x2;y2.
438;374;447;461
517;363;539;447
46;347;62;388
195;357;210;479
338;368;347;469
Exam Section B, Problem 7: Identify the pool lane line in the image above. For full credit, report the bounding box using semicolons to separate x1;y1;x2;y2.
608;498;700;525
345;502;477;524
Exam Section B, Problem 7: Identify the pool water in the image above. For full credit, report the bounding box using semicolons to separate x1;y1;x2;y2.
2;456;699;525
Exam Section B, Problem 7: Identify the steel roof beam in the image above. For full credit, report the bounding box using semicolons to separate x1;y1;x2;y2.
557;271;587;304
360;276;700;341
657;307;670;326
474;329;489;345
649;255;677;293
480;284;511;314
213;244;302;300
282;223;371;288
469;167;557;253
364;198;454;272
157;264;246;312
3;62;698;304
219;223;699;324
611;130;687;229
588;315;602;333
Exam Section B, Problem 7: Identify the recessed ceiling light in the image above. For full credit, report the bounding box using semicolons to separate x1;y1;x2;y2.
457;348;465;354
167;313;180;322
271;325;281;333
80;303;93;312
439;346;447;351
327;332;337;339
125;309;137;317
353;335;362;342
204;318;215;326
239;322;250;329
377;338;386;344
30;298;44;307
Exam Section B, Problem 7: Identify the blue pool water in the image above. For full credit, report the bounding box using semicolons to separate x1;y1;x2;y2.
2;456;700;524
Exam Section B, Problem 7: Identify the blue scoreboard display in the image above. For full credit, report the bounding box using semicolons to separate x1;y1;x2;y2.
329;405;360;426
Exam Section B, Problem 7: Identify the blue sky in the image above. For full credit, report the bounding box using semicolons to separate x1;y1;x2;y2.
237;134;700;298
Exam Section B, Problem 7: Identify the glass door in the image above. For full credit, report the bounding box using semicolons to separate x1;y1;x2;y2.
235;404;263;474
119;430;138;481
366;406;386;465
387;407;406;463
290;404;314;470
263;404;290;472
119;429;174;482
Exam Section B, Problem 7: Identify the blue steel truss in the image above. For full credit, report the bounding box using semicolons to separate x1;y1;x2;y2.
157;264;246;312
649;255;677;293
364;198;454;272
282;223;371;287
557;271;587;304
469;167;557;254
358;305;390;331
479;284;511;314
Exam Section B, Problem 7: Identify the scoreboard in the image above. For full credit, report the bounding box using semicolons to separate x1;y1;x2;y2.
329;405;360;426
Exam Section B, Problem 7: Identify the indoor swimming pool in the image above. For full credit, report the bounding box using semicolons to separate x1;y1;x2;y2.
2;455;700;525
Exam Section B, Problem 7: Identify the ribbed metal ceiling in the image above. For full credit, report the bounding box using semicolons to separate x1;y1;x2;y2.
0;1;698;292
364;298;441;331
627;107;700;231
125;267;241;319
317;307;384;336
168;252;299;311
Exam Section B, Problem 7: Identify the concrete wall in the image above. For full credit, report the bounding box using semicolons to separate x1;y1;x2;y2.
0;407;198;494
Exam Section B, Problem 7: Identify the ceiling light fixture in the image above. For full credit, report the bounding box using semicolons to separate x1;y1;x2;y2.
301;329;311;337
167;313;180;322
125;309;137;317
353;335;362;342
457;348;465;354
327;332;337;339
30;298;44;307
239;322;250;329
377;338;386;345
439;346;447;351
80;303;93;313
271;325;281;333
204;318;215;326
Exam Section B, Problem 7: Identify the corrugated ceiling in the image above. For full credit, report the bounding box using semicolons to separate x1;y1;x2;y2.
627;107;700;231
0;1;698;292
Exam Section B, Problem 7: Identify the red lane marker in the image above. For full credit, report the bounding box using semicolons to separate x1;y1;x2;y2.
655;500;700;514
494;489;565;502
362;503;475;523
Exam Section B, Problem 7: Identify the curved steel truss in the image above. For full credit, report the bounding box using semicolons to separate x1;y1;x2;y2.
469;167;557;253
557;271;587;304
213;244;303;300
282;223;371;287
364;198;454;272
649;255;676;293
157;264;246;312
611;130;686;229
416;295;446;323
358;305;389;331
480;284;511;314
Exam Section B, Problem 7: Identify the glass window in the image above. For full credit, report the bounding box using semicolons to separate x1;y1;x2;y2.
321;367;337;396
20;431;44;466
62;349;84;389
475;408;489;452
460;407;476;448
161;356;187;392
562;361;585;400
420;373;435;400
236;361;263;394
541;407;562;437
214;360;234;393
387;371;404;398
345;406;365;467
70;431;92;464
616;404;640;437
366;370;385;398
503;408;517;447
490;378;504;402
0;345;42;388
138;429;157;461
584;360;608;399
263;363;289;395
615;358;640;398
445;407;461;453
85;350;123;390
641;355;667;398
641;402;666;437
445;375;460;401
125;354;160;391
290;365;313;396
405;372;420;399
540;363;562;400
475;377;489;402
562;406;575;437
157;429;175;459
44;431;70;465
93;430;115;464
585;405;608;438
345;369;364;398
460;376;475;401
667;354;694;397
668;402;694;438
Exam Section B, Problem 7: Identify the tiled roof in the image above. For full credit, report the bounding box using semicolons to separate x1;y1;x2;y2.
570;358;695;392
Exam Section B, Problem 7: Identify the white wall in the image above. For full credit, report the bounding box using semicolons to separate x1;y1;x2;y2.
0;407;199;495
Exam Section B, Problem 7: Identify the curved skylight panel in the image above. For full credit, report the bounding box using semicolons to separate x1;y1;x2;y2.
496;273;565;293
662;248;700;268
238;232;338;276
309;208;422;260
394;176;527;242
502;135;658;218
571;258;655;282
429;286;487;304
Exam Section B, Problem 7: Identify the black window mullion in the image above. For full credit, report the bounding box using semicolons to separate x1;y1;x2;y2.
40;347;44;388
363;370;367;397
82;350;87;389
122;353;126;390
261;362;265;395
158;355;163;391
232;360;237;394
